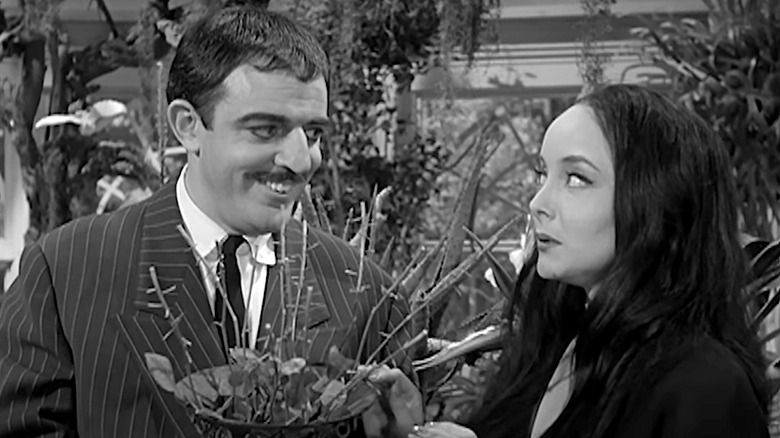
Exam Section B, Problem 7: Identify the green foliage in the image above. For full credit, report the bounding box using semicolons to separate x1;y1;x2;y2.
630;4;780;428
578;0;617;92
276;0;499;271
631;0;780;238
2;0;498;250
146;347;376;428
35;128;158;232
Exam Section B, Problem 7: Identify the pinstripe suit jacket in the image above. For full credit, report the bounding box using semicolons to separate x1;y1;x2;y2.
0;183;413;438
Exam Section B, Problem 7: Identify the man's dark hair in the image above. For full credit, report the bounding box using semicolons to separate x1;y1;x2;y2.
166;6;329;127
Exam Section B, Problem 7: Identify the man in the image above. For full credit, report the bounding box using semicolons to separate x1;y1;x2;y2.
0;6;414;437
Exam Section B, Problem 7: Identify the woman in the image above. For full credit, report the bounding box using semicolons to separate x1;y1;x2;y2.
364;84;770;437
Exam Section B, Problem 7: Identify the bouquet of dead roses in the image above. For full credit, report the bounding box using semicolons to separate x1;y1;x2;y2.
140;220;426;438
138;177;519;438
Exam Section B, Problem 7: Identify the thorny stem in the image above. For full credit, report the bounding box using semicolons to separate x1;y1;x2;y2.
354;231;429;367
354;280;401;366
355;203;368;294
291;221;308;343
148;266;206;411
302;285;312;356
276;221;296;420
278;220;289;358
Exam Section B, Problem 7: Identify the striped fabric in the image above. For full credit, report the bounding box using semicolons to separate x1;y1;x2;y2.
0;183;415;437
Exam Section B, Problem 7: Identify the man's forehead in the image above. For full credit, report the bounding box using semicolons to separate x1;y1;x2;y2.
223;64;326;95
217;66;328;121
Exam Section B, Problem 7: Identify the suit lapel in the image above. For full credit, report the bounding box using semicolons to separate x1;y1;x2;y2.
256;221;332;349
113;183;227;435
128;182;226;373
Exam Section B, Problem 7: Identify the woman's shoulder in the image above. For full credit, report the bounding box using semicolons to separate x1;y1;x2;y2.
615;338;768;438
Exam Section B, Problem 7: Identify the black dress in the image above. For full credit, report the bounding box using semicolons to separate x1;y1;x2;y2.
612;338;769;437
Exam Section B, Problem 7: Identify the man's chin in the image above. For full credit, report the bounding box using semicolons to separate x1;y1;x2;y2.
245;205;293;235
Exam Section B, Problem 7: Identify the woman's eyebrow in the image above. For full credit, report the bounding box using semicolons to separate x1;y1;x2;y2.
561;154;601;173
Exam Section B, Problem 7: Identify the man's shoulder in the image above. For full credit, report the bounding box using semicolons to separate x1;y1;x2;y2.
38;196;149;253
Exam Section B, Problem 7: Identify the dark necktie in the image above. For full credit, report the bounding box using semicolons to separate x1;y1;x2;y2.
216;234;247;348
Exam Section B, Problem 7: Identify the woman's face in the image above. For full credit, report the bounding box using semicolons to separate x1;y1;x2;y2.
529;104;616;292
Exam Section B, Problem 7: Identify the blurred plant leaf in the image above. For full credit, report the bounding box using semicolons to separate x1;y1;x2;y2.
413;325;502;371
463;227;514;299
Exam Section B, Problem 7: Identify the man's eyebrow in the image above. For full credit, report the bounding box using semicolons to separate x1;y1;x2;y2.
307;117;333;129
235;112;331;128
561;154;601;172
235;112;289;125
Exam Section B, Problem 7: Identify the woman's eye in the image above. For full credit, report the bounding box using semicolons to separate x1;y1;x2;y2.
533;166;547;185
566;172;591;187
250;125;281;140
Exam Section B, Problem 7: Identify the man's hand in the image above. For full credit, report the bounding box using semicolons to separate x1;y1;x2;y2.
360;365;423;438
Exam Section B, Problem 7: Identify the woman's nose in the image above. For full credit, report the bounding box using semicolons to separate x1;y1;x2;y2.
529;182;554;221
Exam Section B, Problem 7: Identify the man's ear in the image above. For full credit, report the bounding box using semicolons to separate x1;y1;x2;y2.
167;99;204;154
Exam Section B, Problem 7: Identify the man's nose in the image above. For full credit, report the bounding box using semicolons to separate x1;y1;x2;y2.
275;127;313;175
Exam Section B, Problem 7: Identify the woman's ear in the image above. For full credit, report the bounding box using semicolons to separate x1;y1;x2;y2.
167;99;203;155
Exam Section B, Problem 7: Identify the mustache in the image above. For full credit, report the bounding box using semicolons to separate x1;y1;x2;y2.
248;170;304;185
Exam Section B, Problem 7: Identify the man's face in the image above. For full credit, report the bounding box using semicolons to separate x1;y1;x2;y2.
183;66;329;236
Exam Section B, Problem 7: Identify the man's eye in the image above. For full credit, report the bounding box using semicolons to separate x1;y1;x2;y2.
251;125;281;140
304;127;325;145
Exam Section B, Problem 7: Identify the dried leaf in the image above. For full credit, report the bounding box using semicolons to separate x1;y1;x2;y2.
175;372;219;405
232;398;253;421
311;375;331;392
318;380;346;407
156;19;184;47
326;346;355;378
342;380;378;416
229;347;266;371
281;358;307;375
229;369;248;389
204;365;250;397
144;352;176;393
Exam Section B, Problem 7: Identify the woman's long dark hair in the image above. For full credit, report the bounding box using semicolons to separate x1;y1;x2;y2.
468;84;768;437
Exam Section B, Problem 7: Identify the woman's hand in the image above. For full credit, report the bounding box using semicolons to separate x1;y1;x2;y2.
360;365;424;438
410;422;478;438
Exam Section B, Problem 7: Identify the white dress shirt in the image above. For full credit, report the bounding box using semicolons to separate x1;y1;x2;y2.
176;167;276;344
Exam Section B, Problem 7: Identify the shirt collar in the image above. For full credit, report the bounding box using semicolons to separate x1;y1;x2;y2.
176;166;276;266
